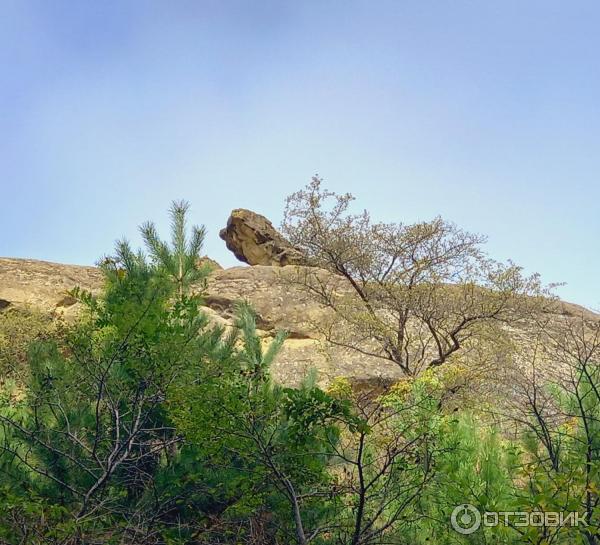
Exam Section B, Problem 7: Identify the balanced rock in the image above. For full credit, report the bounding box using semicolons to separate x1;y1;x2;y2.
219;208;305;266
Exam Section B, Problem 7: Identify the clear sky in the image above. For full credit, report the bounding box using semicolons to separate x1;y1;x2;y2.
1;1;598;309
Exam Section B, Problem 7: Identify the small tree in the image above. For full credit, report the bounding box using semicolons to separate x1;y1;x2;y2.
172;305;351;545
282;177;547;376
140;199;208;299
324;375;442;545
0;245;220;542
0;205;221;544
513;315;600;545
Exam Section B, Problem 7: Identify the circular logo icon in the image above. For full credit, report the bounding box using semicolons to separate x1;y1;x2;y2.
451;504;481;534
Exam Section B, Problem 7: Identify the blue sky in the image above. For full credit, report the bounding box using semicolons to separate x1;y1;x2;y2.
1;1;598;309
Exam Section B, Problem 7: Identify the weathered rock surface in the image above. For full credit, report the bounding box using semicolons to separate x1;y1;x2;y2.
204;265;401;386
198;256;223;271
219;208;305;266
0;258;103;320
0;257;397;386
0;257;597;389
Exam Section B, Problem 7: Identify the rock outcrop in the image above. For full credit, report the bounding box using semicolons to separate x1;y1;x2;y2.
0;258;103;320
219;208;305;266
0;257;395;387
203;265;401;387
198;256;223;271
0;255;597;390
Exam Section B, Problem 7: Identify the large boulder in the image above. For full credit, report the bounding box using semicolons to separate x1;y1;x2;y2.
219;208;305;266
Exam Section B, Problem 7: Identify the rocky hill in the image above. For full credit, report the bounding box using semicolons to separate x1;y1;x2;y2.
1;209;597;389
0;256;401;387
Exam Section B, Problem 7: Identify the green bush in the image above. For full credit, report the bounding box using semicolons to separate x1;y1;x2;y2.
0;307;54;384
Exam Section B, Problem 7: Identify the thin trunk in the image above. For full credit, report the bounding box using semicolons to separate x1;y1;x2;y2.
351;433;367;545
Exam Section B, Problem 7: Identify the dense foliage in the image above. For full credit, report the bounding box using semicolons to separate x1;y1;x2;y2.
0;201;597;544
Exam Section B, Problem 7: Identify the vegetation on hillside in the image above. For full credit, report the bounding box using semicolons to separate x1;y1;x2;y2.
0;197;597;544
